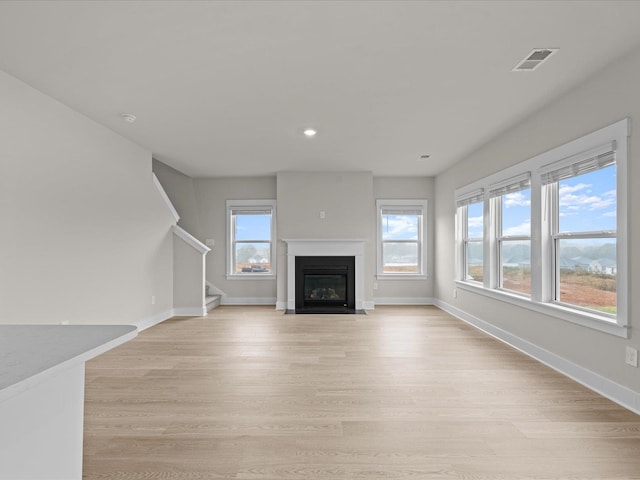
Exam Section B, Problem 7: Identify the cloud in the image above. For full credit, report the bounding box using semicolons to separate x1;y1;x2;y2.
382;215;418;239
559;183;616;212
467;215;483;237
503;219;530;236
468;215;483;228
503;191;530;208
560;183;590;195
588;189;616;210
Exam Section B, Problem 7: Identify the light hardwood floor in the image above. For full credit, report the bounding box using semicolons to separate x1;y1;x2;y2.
83;306;640;479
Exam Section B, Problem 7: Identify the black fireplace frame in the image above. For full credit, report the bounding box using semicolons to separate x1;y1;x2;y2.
295;256;356;314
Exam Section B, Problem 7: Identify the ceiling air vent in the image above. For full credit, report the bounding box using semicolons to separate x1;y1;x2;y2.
513;48;558;72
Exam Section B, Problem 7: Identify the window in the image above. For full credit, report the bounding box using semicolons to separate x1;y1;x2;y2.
542;146;617;316
454;119;628;337
490;174;531;295
376;199;428;278
226;200;276;278
456;190;484;283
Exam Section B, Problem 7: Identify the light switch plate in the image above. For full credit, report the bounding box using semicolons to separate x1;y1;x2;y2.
626;346;638;367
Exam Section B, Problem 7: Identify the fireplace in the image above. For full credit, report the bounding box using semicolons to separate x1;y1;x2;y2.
283;239;366;312
295;256;355;313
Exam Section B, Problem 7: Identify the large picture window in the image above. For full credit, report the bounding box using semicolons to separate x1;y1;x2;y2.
454;119;628;337
226;200;276;278
376;199;428;278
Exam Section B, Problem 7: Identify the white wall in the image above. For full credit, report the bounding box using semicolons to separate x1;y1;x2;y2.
434;46;640;393
193;177;277;303
373;177;434;303
0;70;175;325
276;171;375;307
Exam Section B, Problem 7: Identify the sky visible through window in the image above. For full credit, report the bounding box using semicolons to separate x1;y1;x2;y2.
466;165;616;240
502;188;531;237
467;202;483;239
382;214;418;240
235;213;271;240
558;164;616;234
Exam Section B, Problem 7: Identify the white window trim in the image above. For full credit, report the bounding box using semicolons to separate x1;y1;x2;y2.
454;118;629;338
462;200;485;285
489;173;531;295
455;189;486;285
376;199;428;280
226;199;277;280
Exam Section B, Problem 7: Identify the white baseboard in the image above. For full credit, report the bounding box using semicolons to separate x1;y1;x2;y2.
133;306;207;332
363;300;375;310
434;299;640;415
134;309;174;332
173;307;207;317
374;297;434;306
220;297;277;306
275;301;287;310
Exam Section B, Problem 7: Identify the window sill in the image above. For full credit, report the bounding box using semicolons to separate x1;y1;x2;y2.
377;274;428;281
226;274;276;281
455;281;629;338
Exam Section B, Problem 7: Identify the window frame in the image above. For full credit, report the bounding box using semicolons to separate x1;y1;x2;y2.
456;191;485;285
542;149;617;317
490;173;531;296
226;199;277;280
454;119;629;338
376;199;428;279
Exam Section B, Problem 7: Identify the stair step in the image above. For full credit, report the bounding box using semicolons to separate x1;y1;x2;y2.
205;295;221;312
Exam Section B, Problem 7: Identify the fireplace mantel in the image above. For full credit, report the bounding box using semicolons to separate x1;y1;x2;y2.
283;239;366;311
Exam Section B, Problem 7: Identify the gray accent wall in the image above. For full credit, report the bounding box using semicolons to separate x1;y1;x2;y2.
276;172;376;308
153;159;203;239
194;177;277;302
154;171;435;307
434;46;640;392
373;176;434;302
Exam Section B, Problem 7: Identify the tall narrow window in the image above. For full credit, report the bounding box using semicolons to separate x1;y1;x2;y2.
542;146;617;315
376;199;428;277
456;190;484;283
226;200;276;277
490;174;531;295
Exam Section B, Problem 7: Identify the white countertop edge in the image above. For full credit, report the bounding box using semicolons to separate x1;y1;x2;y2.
0;325;138;404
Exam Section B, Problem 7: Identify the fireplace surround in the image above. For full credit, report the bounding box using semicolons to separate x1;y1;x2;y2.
283;239;366;313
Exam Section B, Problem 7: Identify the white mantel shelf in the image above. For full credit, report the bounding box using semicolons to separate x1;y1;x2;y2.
0;324;137;479
283;238;367;311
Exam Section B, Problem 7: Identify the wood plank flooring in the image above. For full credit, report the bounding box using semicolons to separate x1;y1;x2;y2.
83;306;640;479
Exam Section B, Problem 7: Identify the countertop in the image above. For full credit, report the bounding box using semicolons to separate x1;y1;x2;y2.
0;324;137;403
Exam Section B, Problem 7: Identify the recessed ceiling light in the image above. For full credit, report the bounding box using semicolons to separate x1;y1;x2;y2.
121;113;137;123
303;128;317;137
417;154;431;160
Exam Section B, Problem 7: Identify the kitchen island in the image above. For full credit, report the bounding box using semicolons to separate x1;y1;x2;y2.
0;324;137;479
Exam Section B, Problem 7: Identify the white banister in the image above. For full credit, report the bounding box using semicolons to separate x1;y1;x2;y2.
172;225;210;254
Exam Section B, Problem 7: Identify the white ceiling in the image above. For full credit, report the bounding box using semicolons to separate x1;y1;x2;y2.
2;1;640;178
